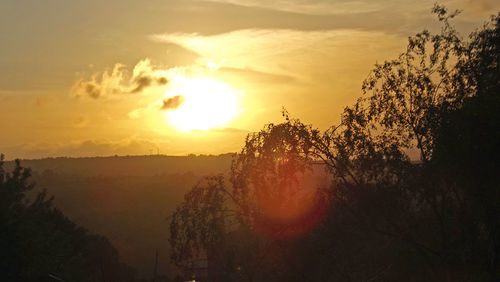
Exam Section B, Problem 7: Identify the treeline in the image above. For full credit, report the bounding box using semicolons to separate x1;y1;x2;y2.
1;154;233;280
169;6;499;282
4;154;234;178
0;157;136;281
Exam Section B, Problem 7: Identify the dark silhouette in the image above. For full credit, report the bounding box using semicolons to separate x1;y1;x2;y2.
1;153;233;279
169;6;500;281
0;155;136;281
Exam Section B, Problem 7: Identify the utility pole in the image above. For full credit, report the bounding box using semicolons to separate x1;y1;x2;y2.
153;248;158;282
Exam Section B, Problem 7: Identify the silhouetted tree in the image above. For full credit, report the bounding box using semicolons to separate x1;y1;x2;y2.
170;121;330;281
169;6;499;282
294;6;500;281
0;155;136;281
169;176;231;267
431;11;500;279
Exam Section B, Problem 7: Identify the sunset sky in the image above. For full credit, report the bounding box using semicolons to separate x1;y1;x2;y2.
1;0;498;159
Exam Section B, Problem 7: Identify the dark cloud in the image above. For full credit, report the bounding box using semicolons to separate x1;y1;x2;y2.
157;77;168;85
161;95;186;110
84;82;102;99
130;75;168;94
130;75;153;94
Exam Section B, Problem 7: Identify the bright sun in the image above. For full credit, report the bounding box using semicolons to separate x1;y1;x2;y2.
165;78;240;131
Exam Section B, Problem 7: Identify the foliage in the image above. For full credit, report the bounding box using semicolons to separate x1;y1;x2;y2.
0;154;136;281
169;176;232;266
230;118;325;235
169;6;500;281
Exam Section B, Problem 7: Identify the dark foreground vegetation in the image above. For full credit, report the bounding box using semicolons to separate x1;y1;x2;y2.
0;157;136;281
170;6;500;281
1;154;233;280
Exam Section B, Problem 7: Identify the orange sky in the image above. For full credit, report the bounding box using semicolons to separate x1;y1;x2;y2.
1;0;498;159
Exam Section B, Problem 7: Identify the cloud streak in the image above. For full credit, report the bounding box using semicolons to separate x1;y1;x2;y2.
152;28;405;83
203;0;422;15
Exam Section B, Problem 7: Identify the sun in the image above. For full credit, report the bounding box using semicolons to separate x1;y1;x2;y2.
164;78;240;131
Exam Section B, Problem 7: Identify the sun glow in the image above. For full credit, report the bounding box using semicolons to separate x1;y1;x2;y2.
165;78;240;131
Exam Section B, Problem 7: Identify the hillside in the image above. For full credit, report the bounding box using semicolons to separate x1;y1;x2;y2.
6;154;234;279
6;153;235;177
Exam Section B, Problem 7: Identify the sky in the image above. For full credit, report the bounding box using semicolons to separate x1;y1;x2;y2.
1;0;498;159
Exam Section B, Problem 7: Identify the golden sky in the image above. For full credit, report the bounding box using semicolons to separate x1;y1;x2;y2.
1;0;498;159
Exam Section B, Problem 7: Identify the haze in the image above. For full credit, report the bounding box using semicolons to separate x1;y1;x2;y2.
1;0;498;159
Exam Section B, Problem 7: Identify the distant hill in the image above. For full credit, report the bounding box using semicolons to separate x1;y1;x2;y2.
4;154;235;279
5;153;235;177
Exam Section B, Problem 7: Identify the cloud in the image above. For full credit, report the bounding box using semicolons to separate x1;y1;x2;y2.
130;76;153;94
218;67;295;84
71;63;125;99
210;127;249;133
70;59;169;99
161;95;186;110
152;28;404;82
130;75;169;94
157;77;168;85
189;127;249;134
205;0;496;18
84;82;102;98
203;0;416;14
150;0;448;36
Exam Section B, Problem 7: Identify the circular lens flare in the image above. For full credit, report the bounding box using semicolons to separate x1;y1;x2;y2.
253;187;331;239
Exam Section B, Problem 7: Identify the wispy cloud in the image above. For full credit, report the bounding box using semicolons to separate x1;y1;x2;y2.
205;0;500;17
209;127;249;133
151;28;404;82
203;0;425;14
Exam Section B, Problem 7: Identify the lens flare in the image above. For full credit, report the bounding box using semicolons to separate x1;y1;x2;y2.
249;167;332;239
253;189;331;239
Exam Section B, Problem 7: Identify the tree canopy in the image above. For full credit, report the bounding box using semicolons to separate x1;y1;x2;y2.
170;6;499;282
0;155;136;282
